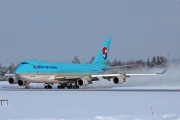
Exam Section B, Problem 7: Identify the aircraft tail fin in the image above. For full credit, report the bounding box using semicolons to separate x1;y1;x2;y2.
92;38;111;64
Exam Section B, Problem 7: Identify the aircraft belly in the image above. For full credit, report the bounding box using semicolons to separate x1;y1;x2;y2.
16;74;69;83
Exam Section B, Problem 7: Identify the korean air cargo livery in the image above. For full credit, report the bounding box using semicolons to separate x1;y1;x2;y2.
5;38;167;89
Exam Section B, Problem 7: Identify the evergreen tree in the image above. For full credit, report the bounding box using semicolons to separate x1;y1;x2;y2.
72;55;80;64
89;56;95;64
147;58;150;67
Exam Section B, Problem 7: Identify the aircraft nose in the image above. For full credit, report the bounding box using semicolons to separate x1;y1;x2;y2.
14;67;21;74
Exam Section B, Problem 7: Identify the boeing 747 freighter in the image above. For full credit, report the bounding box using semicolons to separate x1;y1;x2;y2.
5;38;167;89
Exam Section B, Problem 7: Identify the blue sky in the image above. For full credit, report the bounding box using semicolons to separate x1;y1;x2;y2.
0;0;180;65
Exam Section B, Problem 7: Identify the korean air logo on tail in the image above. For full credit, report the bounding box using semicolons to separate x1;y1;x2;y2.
102;47;108;60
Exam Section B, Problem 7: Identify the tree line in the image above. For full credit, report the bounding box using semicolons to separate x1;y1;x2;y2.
73;55;169;66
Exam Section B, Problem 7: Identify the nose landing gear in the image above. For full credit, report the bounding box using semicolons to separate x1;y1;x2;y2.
25;82;30;89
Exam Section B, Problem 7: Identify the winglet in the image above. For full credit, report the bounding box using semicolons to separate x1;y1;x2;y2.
159;69;168;74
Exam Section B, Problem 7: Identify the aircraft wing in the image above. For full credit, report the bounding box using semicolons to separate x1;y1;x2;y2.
50;69;167;81
4;70;15;77
126;69;168;76
91;69;167;78
50;75;99;81
5;74;16;77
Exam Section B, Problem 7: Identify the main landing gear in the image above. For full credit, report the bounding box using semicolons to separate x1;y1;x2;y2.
57;81;79;89
67;82;79;89
44;81;80;89
57;83;65;89
44;84;52;89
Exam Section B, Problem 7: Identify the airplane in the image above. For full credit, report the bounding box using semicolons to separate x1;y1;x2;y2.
5;38;167;89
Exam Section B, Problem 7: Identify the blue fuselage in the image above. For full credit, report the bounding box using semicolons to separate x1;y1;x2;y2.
14;60;108;75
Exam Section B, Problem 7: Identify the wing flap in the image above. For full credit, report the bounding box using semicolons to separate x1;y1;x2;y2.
51;75;82;81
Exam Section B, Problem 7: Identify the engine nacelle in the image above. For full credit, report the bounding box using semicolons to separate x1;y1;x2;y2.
113;76;126;84
8;77;18;84
18;80;26;86
77;79;89;86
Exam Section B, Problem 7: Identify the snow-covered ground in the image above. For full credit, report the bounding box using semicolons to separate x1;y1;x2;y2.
0;90;180;120
0;80;180;120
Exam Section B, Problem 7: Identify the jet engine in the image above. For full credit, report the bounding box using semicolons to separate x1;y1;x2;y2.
77;79;89;86
112;75;127;84
18;80;26;86
8;77;18;84
77;76;92;86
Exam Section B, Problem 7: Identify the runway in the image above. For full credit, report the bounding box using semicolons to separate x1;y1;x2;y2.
1;81;180;92
2;85;180;92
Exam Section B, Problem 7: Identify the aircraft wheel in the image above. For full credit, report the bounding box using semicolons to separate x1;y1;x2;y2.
76;86;79;89
26;86;30;89
48;85;52;89
67;83;72;89
57;85;65;89
45;85;48;89
72;86;75;89
67;85;72;89
61;85;65;89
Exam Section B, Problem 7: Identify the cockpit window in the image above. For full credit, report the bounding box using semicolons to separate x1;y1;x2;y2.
21;62;28;64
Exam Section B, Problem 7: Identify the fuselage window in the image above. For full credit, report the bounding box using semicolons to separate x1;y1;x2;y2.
21;62;28;64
